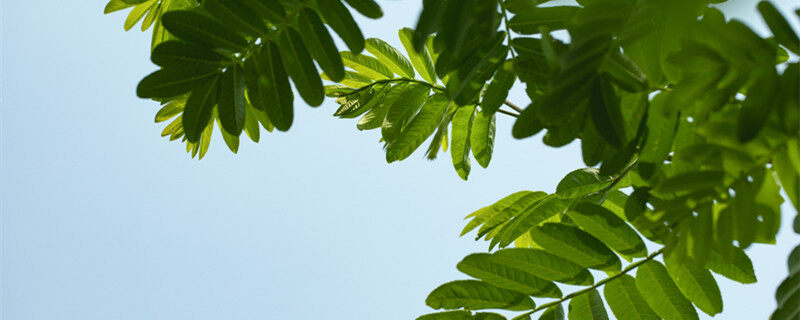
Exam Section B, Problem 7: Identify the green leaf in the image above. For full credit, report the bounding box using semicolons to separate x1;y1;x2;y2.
704;248;757;284
357;83;406;130
386;93;450;162
105;0;134;14
508;6;578;34
555;168;613;199
343;0;382;19
241;0;286;25
651;170;725;198
589;75;626;146
316;0;365;53
474;313;506;320
161;10;248;51
297;8;345;82
365;38;416;79
381;83;431;142
140;2;160;31
539;304;565;320
495;196;569;248
399;28;437;84
604;274;659;320
202;0;268;37
416;311;473;320
162;114;183;137
217;65;247;135
637;93;678;178
182;75;220;142
481;61;516;116
334;84;389;118
438;0;473;53
773;272;800;319
125;1;156;31
530;223;621;272
568;289;608;320
473;191;548;239
492;248;594;286
426;280;533;311
664;255;723;316
323;71;372;88
155;99;185;123
758;1;800;55
567;202;647;258
217;117;240;153
243;107;261;142
446;33;507;106
470;111;495;168
245;41;294;131
151;41;227;70
197;119;213;159
737;67;780;142
457;253;562;298
340;51;394;80
451;105;477;180
601;49;647;92
636;261;699;320
137;68;218;99
277;28;324;106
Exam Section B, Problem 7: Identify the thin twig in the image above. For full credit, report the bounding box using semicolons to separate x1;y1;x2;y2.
504;100;524;114
497;108;520;118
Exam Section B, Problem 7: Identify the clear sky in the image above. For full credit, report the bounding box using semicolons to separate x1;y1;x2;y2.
1;1;798;319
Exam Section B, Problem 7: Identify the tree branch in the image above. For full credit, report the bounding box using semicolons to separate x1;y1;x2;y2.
504;100;524;114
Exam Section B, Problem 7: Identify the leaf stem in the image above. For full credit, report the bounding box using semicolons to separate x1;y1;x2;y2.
519;248;664;317
497;108;520;118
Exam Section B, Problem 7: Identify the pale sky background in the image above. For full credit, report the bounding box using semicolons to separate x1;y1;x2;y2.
1;1;798;319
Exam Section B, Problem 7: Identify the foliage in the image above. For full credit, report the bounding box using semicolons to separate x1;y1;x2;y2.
106;0;800;318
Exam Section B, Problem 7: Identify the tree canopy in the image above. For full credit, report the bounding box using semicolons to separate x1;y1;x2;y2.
105;0;799;318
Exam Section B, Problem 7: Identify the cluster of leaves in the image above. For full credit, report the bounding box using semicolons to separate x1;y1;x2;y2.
107;0;800;319
411;0;800;319
322;27;514;179
106;0;382;158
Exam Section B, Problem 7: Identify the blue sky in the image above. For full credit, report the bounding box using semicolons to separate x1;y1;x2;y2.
1;1;797;319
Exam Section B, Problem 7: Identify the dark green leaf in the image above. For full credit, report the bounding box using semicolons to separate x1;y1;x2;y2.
245;41;294;131
161;10;248;51
297;8;345;82
217;65;247;135
508;6;578;34
589;75;626;146
704;248;757;284
151;41;227;70
358;83;406;130
137;68;218;99
316;0;365;53
539;304;565;320
637;93;678;179
277;28;324;106
416;311;472;320
203;0;268;37
182;75;219;142
758;1;800;54
344;0;382;19
481;61;516;116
